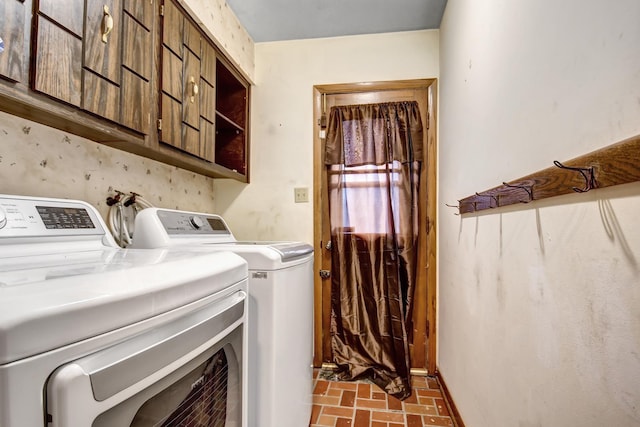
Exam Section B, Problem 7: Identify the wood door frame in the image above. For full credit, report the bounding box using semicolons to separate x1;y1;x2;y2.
312;79;438;374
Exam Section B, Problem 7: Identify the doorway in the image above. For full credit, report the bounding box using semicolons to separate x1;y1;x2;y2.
312;79;438;374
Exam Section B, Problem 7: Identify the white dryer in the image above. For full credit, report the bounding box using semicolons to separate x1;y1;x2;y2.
131;208;314;427
0;195;248;427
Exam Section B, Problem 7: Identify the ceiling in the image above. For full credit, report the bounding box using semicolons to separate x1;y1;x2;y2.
224;0;448;43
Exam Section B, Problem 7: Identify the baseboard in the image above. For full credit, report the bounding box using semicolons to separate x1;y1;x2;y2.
435;370;466;427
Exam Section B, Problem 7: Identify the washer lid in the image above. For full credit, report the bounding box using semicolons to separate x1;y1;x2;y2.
0;249;247;365
233;241;313;261
192;242;313;270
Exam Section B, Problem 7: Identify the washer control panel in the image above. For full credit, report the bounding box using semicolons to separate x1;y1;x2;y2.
157;210;231;236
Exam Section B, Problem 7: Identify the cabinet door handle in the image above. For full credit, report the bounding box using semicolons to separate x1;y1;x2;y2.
189;76;199;102
102;5;114;43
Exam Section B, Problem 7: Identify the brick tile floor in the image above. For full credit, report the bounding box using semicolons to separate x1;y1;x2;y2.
310;370;455;427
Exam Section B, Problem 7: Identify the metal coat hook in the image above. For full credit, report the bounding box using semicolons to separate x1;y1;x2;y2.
553;160;597;193
475;192;499;208
503;182;533;203
445;203;460;215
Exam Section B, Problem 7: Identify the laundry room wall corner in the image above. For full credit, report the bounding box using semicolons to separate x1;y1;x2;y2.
0;111;217;218
213;30;439;243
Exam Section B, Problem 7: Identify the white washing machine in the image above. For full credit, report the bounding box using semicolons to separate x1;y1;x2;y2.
131;208;314;427
0;195;249;427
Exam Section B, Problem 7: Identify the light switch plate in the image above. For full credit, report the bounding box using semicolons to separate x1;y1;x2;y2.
294;187;309;203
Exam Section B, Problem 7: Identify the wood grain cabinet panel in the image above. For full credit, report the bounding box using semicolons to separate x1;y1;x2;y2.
33;16;83;106
199;79;215;122
84;0;122;84
182;49;200;129
162;0;183;57
38;0;84;37
121;68;150;132
200;117;215;162
182;123;200;156
161;47;183;103
83;72;120;122
122;13;152;80
200;42;216;86
123;0;154;30
0;0;26;82
119;5;152;133
161;94;182;149
183;21;201;58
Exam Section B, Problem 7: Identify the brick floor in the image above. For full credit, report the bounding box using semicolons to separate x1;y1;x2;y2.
310;370;455;427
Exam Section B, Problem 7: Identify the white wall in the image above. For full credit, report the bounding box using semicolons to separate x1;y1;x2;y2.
213;30;439;241
439;1;640;426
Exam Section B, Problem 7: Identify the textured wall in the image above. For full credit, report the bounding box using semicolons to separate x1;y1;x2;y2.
212;30;439;241
181;0;255;82
0;111;215;219
439;0;640;426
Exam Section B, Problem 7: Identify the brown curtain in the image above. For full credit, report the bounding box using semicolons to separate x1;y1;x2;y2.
325;101;423;400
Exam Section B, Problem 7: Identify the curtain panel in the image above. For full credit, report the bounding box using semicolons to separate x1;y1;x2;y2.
325;101;423;166
325;101;423;400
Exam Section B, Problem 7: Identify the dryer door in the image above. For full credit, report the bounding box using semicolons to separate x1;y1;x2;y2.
46;291;245;427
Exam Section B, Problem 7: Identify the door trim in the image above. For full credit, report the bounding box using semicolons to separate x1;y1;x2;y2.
312;79;438;374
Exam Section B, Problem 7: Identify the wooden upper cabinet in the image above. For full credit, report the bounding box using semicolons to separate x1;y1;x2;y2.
159;0;248;176
0;0;26;83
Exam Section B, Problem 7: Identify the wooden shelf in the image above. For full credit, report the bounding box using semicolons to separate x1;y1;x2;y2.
456;134;640;214
214;56;248;178
215;111;244;132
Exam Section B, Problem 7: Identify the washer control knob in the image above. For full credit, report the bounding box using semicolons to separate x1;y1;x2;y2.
0;207;6;229
189;216;205;229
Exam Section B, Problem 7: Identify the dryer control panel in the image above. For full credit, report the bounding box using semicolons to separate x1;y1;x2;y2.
0;195;105;238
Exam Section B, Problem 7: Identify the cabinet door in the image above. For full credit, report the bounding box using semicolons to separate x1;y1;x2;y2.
0;0;26;82
83;0;121;120
33;0;84;106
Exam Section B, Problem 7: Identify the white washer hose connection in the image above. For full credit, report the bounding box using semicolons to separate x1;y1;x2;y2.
106;191;153;247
